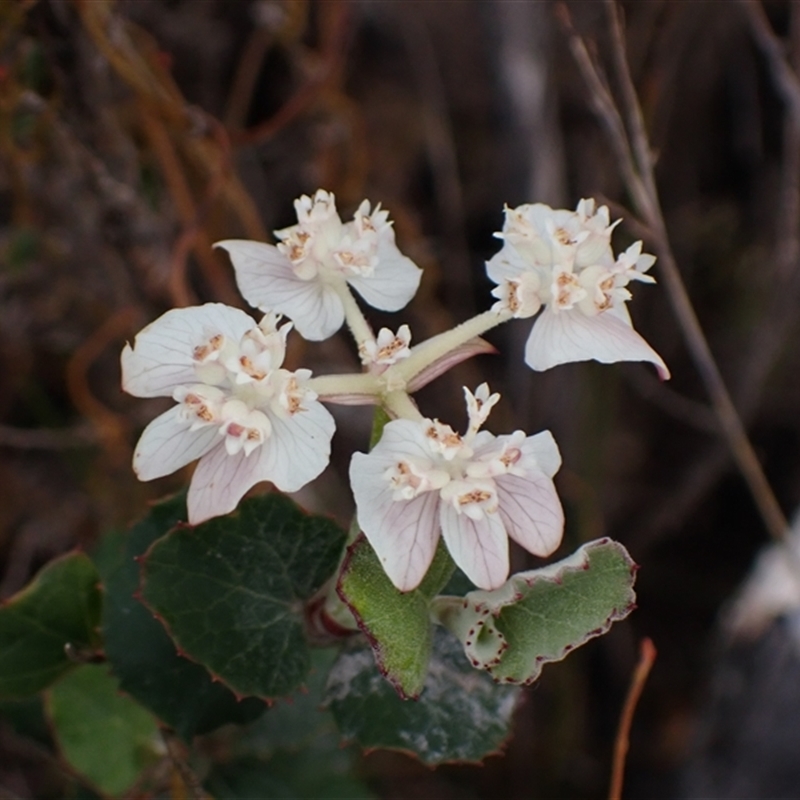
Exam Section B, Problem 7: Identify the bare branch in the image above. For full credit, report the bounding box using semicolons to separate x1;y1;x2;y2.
560;0;789;543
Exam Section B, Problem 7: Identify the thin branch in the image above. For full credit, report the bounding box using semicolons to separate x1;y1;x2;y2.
608;638;657;800
559;0;789;543
0;423;97;450
161;729;209;800
739;0;800;121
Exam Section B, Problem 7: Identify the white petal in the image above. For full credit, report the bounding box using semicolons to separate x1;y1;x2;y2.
187;446;262;523
439;505;509;590
372;418;437;462
518;430;562;478
346;242;422;312
217;240;345;340
185;403;335;524
122;304;255;398
524;306;670;378
485;243;533;284
495;472;564;557
255;402;336;492
350;452;441;591
133;405;220;480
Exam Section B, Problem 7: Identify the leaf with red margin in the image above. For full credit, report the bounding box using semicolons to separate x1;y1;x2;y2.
431;538;638;684
337;535;454;699
139;492;347;700
326;628;520;765
96;493;265;739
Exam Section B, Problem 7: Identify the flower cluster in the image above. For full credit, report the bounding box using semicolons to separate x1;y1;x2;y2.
350;384;564;591
216;189;421;342
122;189;667;593
121;304;334;524
487;199;668;378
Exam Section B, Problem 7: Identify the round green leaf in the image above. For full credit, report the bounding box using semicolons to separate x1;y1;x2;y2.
326;629;520;765
0;552;101;699
140;493;347;699
47;664;161;797
97;493;265;739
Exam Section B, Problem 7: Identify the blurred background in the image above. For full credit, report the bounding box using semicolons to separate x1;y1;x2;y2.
2;0;800;797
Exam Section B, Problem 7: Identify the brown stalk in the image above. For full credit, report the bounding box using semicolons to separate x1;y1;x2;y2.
608;638;657;800
65;306;139;463
557;0;789;543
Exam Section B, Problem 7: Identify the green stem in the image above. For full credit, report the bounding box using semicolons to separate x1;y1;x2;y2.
382;389;424;420
331;279;375;350
387;308;511;387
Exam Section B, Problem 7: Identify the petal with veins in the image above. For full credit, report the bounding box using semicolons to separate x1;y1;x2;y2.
350;452;441;592
485;243;534;284
440;504;509;591
121;304;254;398
524;306;670;379
495;472;564;557
216;240;345;340
133;406;220;481
187;445;262;524
185;398;334;523
518;430;562;478
347;242;422;312
255;403;336;493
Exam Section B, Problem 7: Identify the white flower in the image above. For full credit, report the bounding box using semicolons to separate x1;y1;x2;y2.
121;304;335;524
487;200;669;378
216;190;422;341
349;383;564;592
359;325;412;367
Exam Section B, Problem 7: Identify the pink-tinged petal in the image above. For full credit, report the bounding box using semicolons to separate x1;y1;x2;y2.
186;403;335;524
495;472;564;557
255;402;336;492
518;430;562;478
187;446;262;523
216;240;345;340
407;337;497;393
439;505;509;591
347;243;422;312
314;393;379;406
350;451;441;591
524;306;670;379
122;304;255;398
133;406;220;481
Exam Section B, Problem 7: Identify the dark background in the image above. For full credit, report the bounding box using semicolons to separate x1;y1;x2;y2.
2;1;800;797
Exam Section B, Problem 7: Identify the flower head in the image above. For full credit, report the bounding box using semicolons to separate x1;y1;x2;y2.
121;303;335;524
216;190;422;341
487;199;668;378
349;383;564;592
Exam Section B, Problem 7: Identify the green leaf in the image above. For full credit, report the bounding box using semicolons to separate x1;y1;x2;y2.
97;494;265;740
205;648;374;800
47;664;161;797
140;493;347;700
0;552;101;699
432;538;637;684
326;628;520;765
337;535;454;699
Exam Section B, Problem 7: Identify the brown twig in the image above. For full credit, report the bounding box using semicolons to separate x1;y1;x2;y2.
608;638;657;800
557;0;790;544
231;0;351;148
0;423;97;450
65;307;139;463
161;729;208;800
